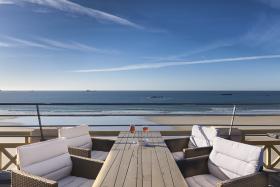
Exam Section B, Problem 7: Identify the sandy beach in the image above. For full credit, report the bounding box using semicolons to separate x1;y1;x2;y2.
148;115;280;130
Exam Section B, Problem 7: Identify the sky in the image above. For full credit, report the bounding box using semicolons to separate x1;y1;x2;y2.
0;0;280;90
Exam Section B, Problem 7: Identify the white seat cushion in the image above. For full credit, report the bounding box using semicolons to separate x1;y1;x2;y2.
91;151;108;161
185;174;221;187
59;125;92;149
190;125;218;147
172;152;185;160
208;137;263;180
17;138;72;181
58;176;94;187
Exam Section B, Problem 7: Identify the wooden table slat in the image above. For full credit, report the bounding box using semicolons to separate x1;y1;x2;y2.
123;132;140;187
150;136;166;187
93;133;128;186
93;131;187;187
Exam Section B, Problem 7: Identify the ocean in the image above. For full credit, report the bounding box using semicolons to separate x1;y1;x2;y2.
0;91;280;130
1;91;280;104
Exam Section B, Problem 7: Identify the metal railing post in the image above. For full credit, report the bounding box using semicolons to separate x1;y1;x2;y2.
229;105;236;136
36;104;45;141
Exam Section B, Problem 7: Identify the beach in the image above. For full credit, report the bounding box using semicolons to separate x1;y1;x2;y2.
148;115;280;130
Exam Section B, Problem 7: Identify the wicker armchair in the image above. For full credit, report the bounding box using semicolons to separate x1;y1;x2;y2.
12;138;103;187
59;125;115;161
165;136;213;160
165;125;217;160
165;125;242;160
177;137;267;187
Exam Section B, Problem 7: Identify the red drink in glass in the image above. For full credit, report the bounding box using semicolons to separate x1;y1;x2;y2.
130;125;136;133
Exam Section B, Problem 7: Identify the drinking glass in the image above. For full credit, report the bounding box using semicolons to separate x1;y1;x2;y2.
130;125;136;133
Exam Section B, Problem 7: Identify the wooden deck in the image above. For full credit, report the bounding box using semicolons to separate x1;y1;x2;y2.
93;131;187;187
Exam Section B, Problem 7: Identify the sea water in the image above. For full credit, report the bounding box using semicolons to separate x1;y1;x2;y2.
0;91;280;130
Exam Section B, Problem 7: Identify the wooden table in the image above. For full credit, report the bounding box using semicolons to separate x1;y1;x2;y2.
93;131;187;187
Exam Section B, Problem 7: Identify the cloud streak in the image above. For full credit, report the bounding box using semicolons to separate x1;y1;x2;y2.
143;40;235;62
257;0;280;9
3;36;55;49
2;0;142;29
0;0;14;4
0;35;115;54
73;55;280;73
37;38;116;54
0;41;14;47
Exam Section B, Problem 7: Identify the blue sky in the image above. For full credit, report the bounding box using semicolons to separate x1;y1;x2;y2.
0;0;280;90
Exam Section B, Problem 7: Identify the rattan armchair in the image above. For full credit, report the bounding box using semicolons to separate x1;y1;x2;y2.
12;138;103;187
165;125;242;160
176;137;267;187
164;125;217;160
68;137;115;159
59;125;115;161
165;136;213;160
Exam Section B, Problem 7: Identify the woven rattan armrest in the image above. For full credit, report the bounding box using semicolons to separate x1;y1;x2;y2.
71;155;103;180
176;155;209;178
183;146;212;158
12;170;58;187
218;172;268;187
164;137;190;152
91;137;115;152
68;147;91;158
268;172;280;186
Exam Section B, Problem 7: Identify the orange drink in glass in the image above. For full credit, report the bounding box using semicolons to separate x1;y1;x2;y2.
143;127;149;133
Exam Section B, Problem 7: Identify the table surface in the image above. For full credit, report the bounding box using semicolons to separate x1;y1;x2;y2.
93;131;187;187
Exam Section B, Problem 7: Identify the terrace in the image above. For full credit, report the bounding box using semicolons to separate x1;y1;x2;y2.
0;102;280;186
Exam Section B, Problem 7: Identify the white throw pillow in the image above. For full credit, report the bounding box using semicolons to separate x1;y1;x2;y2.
190;125;218;147
59;125;92;149
208;137;263;180
17;138;72;181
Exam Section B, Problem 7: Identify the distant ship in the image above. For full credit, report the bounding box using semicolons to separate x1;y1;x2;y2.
220;93;233;96
147;96;164;99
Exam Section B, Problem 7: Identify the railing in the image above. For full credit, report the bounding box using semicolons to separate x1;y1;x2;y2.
0;102;280;170
1;102;280;136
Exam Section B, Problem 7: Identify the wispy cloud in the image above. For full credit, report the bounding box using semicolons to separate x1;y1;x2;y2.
73;55;280;73
241;14;280;51
144;40;235;62
3;36;55;49
0;35;115;54
37;38;117;54
0;0;14;4
1;0;142;29
0;41;14;47
257;0;280;9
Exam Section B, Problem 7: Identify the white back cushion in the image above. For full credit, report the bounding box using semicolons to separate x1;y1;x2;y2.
190;125;218;147
17;138;72;181
59;125;92;149
208;137;263;180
